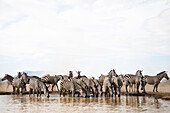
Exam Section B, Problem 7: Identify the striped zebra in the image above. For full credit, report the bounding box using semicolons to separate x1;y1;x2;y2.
16;72;22;78
41;74;63;92
93;78;103;97
107;69;123;97
29;78;49;98
80;77;98;97
75;71;87;79
1;74;14;92
123;74;134;93
12;77;26;94
59;77;90;97
124;70;143;93
141;71;169;93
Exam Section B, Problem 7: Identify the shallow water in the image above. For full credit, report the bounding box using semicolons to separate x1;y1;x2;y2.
0;95;170;113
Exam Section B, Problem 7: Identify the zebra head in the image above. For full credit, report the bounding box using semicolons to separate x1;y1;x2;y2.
163;71;169;80
76;71;81;76
1;74;9;81
21;72;29;84
69;71;73;77
17;72;22;78
108;69;118;77
136;70;143;76
43;83;50;98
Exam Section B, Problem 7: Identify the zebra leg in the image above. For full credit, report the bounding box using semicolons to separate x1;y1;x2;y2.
21;88;23;95
153;85;156;92
156;84;159;92
29;88;31;97
51;84;55;92
118;87;121;97
134;84;136;92
37;89;39;98
24;84;27;92
114;85;117;96
6;83;9;92
91;88;95;97
39;89;41;97
110;87;114;97
56;84;59;91
72;90;75;97
136;83;140;93
142;82;146;93
17;88;19;94
60;88;62;97
108;87;111;97
125;85;128;93
130;84;132;92
13;86;15;94
33;89;35;97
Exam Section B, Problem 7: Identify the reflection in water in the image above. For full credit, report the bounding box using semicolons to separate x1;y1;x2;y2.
0;95;170;113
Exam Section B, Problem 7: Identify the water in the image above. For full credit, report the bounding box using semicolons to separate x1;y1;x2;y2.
0;95;170;113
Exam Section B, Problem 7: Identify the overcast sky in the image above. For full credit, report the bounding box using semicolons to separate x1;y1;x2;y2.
0;0;170;77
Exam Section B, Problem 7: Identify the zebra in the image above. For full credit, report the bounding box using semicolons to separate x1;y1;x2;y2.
20;72;42;92
1;74;14;92
98;74;107;86
80;77;98;97
59;71;74;80
122;74;134;93
29;78;49;98
108;69;118;78
75;71;87;79
12;77;26;94
16;72;22;78
141;71;169;93
102;76;113;97
124;70;143;93
93;78;103;97
41;74;63;92
59;78;89;97
108;69;123;97
20;72;41;84
69;71;73;78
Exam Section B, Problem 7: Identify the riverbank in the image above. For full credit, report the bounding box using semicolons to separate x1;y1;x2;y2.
1;82;170;100
0;90;170;100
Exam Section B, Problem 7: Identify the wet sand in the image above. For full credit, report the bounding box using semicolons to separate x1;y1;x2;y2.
1;82;170;100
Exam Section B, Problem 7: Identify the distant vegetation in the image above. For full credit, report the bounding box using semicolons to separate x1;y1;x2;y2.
160;79;170;86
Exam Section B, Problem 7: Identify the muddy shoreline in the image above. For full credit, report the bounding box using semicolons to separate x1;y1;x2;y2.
1;91;170;100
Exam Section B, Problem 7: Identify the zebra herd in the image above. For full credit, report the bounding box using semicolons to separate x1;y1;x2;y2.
0;69;169;98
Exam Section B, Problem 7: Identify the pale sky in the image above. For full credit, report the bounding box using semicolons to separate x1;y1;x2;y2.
0;0;170;77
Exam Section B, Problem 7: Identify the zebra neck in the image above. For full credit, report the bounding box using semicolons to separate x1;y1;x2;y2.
8;76;14;82
158;74;164;81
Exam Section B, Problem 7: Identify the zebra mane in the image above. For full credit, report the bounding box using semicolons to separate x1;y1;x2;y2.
157;71;166;76
6;74;14;79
